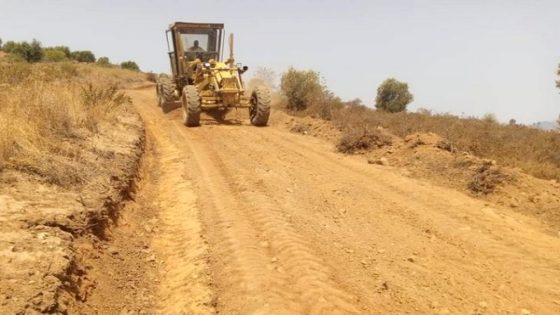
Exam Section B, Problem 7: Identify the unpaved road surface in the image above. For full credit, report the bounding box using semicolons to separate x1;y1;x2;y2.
121;87;560;314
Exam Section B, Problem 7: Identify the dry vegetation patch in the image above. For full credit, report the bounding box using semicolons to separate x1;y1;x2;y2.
337;127;392;154
0;62;147;313
0;62;143;186
302;102;560;181
468;162;512;195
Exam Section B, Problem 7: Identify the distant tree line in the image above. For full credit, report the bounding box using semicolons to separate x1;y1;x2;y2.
0;37;140;71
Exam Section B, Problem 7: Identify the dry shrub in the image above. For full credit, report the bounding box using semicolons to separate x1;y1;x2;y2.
304;99;560;181
280;67;323;111
0;62;140;186
468;163;511;194
80;83;131;132
337;127;392;154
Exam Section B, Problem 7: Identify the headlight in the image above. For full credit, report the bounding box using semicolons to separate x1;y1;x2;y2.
204;62;211;69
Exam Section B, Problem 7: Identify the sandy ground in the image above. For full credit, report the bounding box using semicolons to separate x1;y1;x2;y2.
78;87;560;314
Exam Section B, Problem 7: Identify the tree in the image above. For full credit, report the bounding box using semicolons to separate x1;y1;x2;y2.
71;50;96;63
509;118;517;125
2;39;43;62
280;67;323;111
96;56;111;67
0;38;3;50
2;41;17;53
120;60;140;71
556;114;560;130
556;64;560;91
375;78;414;113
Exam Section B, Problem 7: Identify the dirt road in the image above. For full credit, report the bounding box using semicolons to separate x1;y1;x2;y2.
121;87;560;314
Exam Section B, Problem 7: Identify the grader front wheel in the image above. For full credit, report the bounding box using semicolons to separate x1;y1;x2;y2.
182;85;201;127
249;86;271;126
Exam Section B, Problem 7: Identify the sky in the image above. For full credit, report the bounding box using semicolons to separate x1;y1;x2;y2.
0;0;559;123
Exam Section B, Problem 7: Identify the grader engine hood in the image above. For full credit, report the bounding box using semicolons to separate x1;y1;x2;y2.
207;62;244;94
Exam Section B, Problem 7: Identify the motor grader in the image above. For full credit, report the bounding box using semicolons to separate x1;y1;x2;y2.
156;22;270;127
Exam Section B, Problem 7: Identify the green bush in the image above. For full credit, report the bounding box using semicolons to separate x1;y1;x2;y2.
280;67;323;111
46;46;71;58
42;48;68;62
96;56;111;67
71;50;96;63
556;64;560;90
2;39;43;63
375;78;414;113
120;60;140;71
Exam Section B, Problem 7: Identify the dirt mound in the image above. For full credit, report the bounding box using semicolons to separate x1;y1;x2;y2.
272;111;342;143
337;127;393;153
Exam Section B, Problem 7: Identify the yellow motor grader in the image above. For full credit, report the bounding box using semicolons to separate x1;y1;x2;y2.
156;22;270;127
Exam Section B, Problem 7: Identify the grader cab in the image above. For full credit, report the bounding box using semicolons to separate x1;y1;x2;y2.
156;22;270;127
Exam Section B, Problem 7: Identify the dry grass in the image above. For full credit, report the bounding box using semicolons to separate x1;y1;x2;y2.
333;106;560;180
302;101;560;181
0;62;144;185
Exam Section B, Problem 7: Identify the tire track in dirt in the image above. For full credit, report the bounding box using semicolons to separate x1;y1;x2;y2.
252;126;560;311
138;107;215;314
205;124;560;313
148;129;213;314
167;122;360;314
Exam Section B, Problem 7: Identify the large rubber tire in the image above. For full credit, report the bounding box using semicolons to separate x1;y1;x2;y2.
249;86;271;126
182;85;201;127
158;76;176;113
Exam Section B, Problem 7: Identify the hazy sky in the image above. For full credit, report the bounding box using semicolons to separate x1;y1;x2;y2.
1;0;559;123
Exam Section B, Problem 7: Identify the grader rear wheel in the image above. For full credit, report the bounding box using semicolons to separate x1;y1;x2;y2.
182;85;201;127
158;76;176;113
250;86;271;126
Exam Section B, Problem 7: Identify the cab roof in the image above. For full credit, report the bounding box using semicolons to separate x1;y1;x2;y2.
169;22;224;31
